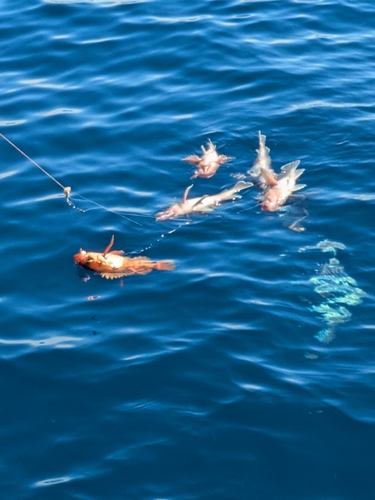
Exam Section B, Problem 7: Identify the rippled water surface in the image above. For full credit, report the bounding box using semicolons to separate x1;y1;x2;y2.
1;1;375;499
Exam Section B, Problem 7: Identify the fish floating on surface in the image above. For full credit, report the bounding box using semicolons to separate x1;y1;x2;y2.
182;139;232;179
260;160;305;212
246;132;307;231
155;181;253;221
74;235;175;279
248;131;274;189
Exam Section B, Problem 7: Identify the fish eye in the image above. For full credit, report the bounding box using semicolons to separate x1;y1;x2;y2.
86;257;93;263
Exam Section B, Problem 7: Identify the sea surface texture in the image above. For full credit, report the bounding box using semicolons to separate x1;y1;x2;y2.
1;1;375;499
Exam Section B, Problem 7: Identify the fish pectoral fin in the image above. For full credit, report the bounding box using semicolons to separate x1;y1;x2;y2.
260;168;278;186
280;160;301;173
182;184;194;203
295;168;305;179
182;155;201;164
218;155;234;164
293;184;306;192
233;181;253;191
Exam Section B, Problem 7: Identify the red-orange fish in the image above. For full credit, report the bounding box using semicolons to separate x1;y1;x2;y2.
73;236;175;279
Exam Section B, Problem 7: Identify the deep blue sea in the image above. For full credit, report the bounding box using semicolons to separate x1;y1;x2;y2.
1;1;375;499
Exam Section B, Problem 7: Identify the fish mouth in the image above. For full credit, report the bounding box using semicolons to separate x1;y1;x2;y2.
155;212;169;222
155;209;176;221
73;253;85;264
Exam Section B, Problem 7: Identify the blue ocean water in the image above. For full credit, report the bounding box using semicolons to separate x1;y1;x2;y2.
1;0;375;498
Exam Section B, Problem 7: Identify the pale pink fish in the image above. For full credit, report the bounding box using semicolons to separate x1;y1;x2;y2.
156;181;253;221
260;160;305;212
182;139;233;179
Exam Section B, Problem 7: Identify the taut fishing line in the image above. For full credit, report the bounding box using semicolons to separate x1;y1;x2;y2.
0;133;144;226
0;133;85;212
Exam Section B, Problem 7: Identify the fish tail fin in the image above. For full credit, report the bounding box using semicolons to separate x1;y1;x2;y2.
155;260;175;271
258;130;266;146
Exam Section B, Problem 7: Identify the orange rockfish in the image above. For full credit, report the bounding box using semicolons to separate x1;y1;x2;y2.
248;131;275;190
73;236;175;279
260;160;305;212
182;139;232;178
156;181;253;221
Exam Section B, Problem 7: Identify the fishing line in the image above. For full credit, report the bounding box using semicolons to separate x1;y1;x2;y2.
0;133;143;226
235;201;260;214
0;133;85;212
137;221;193;254
71;192;145;226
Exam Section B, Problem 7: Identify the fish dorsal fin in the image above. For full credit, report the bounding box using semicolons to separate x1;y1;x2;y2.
182;184;194;204
260;168;278;187
192;195;209;208
103;235;115;256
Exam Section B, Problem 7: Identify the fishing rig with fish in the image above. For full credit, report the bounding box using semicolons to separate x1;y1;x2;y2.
299;240;366;343
0;133;210;255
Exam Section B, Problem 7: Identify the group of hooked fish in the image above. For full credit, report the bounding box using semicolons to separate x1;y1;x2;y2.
73;134;365;343
74;131;305;279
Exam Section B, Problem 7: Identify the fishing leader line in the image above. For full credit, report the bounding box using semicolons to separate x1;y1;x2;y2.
0;133;143;226
0;132;83;211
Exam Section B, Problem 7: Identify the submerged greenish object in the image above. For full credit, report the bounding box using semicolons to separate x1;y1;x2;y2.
300;239;346;255
309;254;365;343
